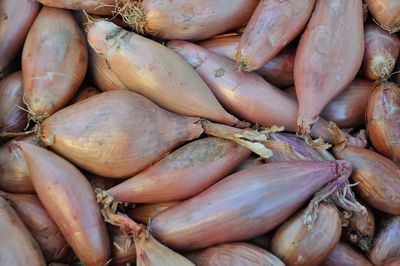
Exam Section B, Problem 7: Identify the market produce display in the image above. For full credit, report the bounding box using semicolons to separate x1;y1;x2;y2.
0;0;399;265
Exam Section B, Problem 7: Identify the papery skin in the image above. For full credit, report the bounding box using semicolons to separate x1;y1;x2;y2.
366;82;400;162
150;160;351;250
333;145;400;215
368;216;400;265
40;90;204;178
0;196;46;265
22;7;88;117
87;20;246;127
0;71;28;132
0;191;71;262
136;0;259;40
19;143;110;266
200;35;296;88
237;0;315;71
321;242;372;266
294;0;364;134
0;0;40;73
271;204;342;266
106;137;251;203
187;242;285;266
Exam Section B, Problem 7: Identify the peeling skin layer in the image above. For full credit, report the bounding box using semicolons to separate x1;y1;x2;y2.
366;82;400;162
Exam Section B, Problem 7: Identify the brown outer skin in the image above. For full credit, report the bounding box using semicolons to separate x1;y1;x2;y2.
294;0;364;133
271;204;342;266
88;46;127;92
345;205;375;251
107;137;251;203
169;40;298;132
364;0;400;33
320;78;374;128
168;40;351;145
0;135;36;193
362;23;400;80
321;242;372;266
0;0;40;73
333;146;400;214
129;202;178;225
19;142;110;266
37;0;117;15
22;7;88;116
88;21;244;127
150;160;350;250
199;35;296;88
366;82;400;162
0;71;28;132
237;0;315;71
40;90;204;178
0;196;46;265
69;86;101;105
0;192;70;262
187;242;285;266
142;0;259;40
368;216;400;265
108;226;136;266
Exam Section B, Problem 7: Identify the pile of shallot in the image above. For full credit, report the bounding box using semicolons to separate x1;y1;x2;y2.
1;0;400;265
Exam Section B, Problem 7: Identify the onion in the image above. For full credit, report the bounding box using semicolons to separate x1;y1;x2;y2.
117;0;258;40
362;23;400;80
40;90;203;178
320;78;374;128
364;0;400;33
0;0;40;74
37;0;119;15
0;71;28;133
0;135;36;193
88;21;246;127
368;215;400;265
41;91;203;177
18;143;110;266
0;196;46;265
343;205;375;251
0;191;70;262
22;7;88;120
333;144;400;214
88;46;127;92
69;86;101;105
286;78;375;129
169;40;366;147
150;160;352;250
294;0;364;135
103;210;195;266
271;203;342;266
40;90;276;178
100;137;251;203
129;202;179;225
108;225;136;266
199;35;296;88
321;242;372;266
187;242;284;266
366;82;400;162
236;0;315;72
